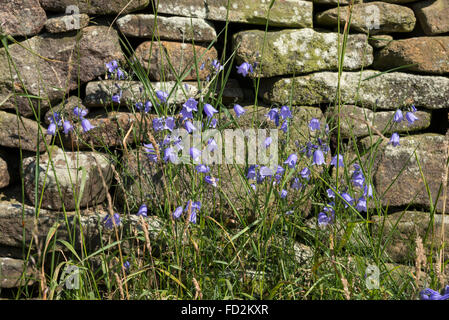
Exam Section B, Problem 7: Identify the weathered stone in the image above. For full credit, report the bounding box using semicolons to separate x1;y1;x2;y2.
326;105;431;138
0;201;162;255
153;0;313;28
260;71;449;110
59;111;156;149
84;80;199;107
313;0;360;4
0;0;47;37
0;154;9;189
0;111;50;152
381;0;420;3
369;35;393;49
363;134;449;213
373;37;449;75
135;41;217;81
40;0;149;14
234;29;373;78
413;0;449;35
45;13;90;33
316;2;416;34
44;96;85;125
372;211;449;263
0;257;35;288
0;26;124;117
117;14;216;42
220;79;254;104
23;147;113;210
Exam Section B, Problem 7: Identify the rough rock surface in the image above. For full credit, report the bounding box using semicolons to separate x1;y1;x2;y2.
369;35;394;49
316;2;416;34
0;154;9;189
372;211;449;263
326;105;431;138
154;0;313;28
0;0;47;37
0;26;124;117
260;71;449;110
413;0;449;35
374;37;449;75
234;29;373;78
40;0;149;14
363;134;449;213
117;14;217;42
0;257;35;288
23;147;113;210
84;80;200;107
0;111;50;152
45;13;90;33
135;41;218;81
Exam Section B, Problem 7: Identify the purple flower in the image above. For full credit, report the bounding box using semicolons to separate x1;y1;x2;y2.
103;213;121;230
212;59;223;72
185;120;197;134
284;153;298;169
137;204;148;217
264;137;272;148
209;118;218;129
247;165;258;180
312;149;325;166
73;106;88;119
81;118;95;132
172;206;183;219
327;188;335;198
286;210;294;215
204;103;218;118
205;175;218;187
184;201;201;224
309;118;320;131
48;112;62;126
420;287;449;300
352;165;365;188
340;192;354;208
291;177;302;190
137;101;152;113
318;212;332;227
163;147;178;164
393;109;403;123
199;62;205;70
280;106;292;120
234;104;245;118
143;143;158;163
189;147;202;162
364;184;373;198
156;90;169;103
47;123;57;136
280;120;288;133
181;98;198;119
390;133;400;147
153;117;174;132
123;260;130;271
207;138;218;152
300;167;310;180
266;108;280;126
116;68;125;80
280;189;288;199
196;164;210;173
111;90;122;104
105;60;118;73
331;154;344;168
164;117;175;132
355;197;367;212
411;105;417;113
63;120;73;135
405;112;418;125
236;62;253;77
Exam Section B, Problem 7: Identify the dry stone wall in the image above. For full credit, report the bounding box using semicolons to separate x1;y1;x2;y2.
0;0;448;288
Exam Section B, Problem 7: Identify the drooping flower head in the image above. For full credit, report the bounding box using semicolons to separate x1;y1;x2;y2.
73;106;88;119
137;204;148;217
105;60;118;73
203;103;218;118
300;167;310;180
236;62;253;77
266;108;280;126
312;149;325;166
189;147;202;162
63;120;73;135
143;143;158;163
390;132;400;147
81;118;95;133
284;153;298;169
163;147;178;164
309;118;320;131
234;104;245;118
331;154;344;168
205;176;218;187
195;164;210;173
393;109;403;123
280;105;292;120
47;123;57;136
156;90;169;103
405;112;418;125
103;213;121;230
172;206;183;219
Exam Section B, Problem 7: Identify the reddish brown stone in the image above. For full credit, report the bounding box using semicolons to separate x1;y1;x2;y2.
374;37;449;75
40;0;148;14
413;0;449;35
135;41;217;81
0;0;47;37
